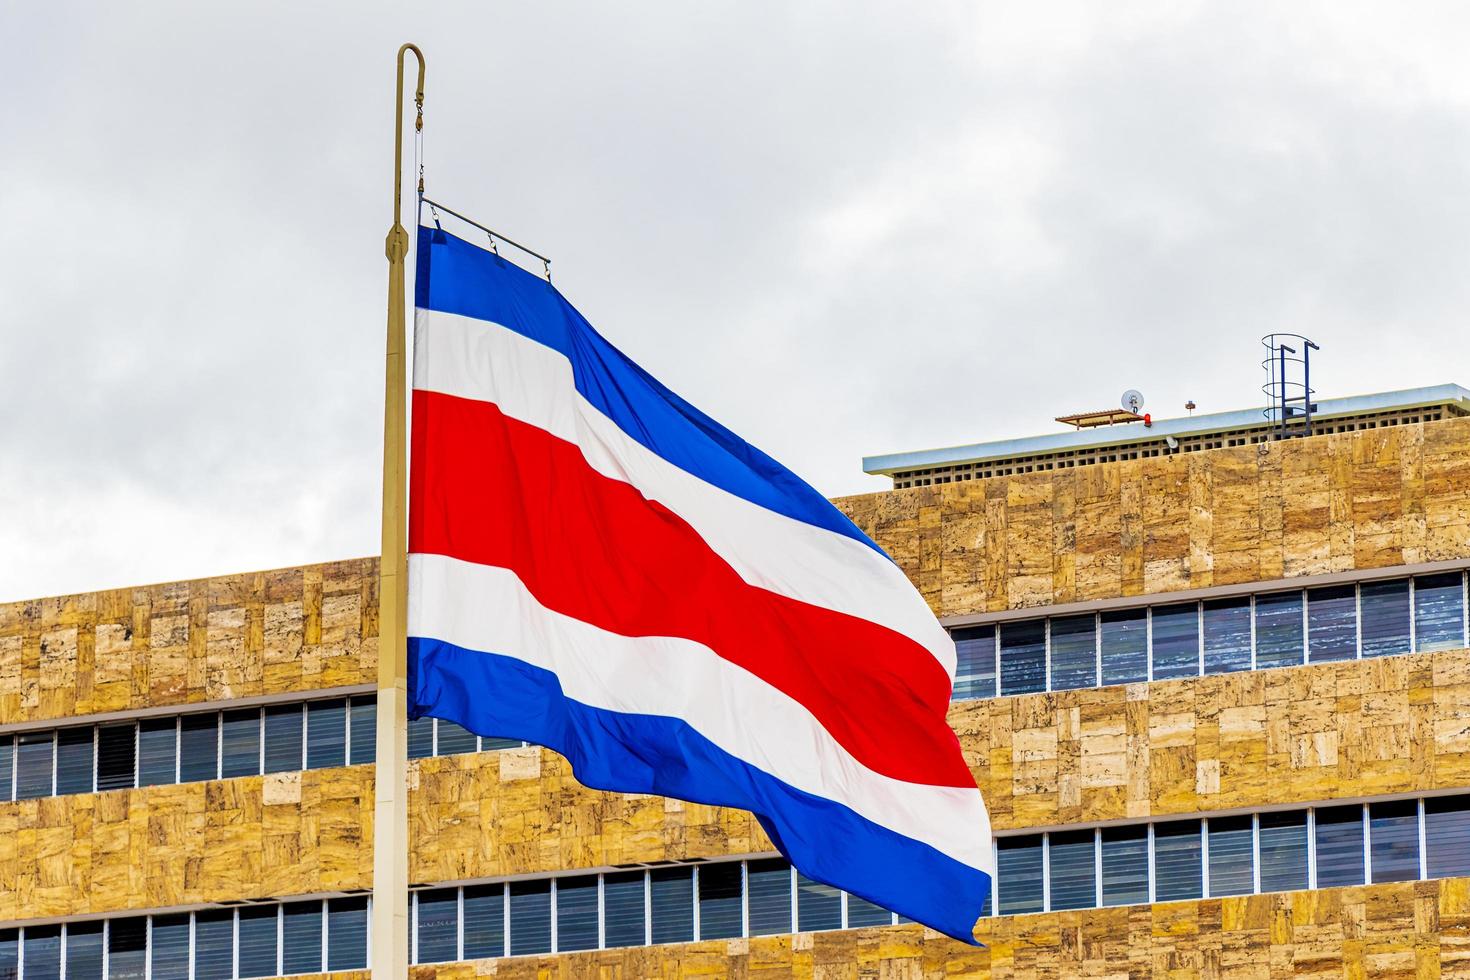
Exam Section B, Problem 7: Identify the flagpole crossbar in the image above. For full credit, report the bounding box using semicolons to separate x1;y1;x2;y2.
421;196;555;281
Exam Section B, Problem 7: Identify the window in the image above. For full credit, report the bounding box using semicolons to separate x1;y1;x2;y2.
1151;604;1199;680
604;871;647;948
1000;620;1047;695
55;728;94;796
1414;573;1466;652
263;704;304;774
698;862;743;939
1203;598;1252;674
238;906;280;978
1258;810;1308;893
178;713;219;783
508;880;551;956
96;724;136;792
482;736;524;751
1255;591;1304;669
281;901;323;975
408;715;435;760
1153;820;1203;902
1048;829;1097;910
307;699;347;769
1315;805;1365;887
436;719;478;756
0;931;15;980
326;897;368;971
1207;816;1253;896
747;858;793;936
463;884;505;959
557;875;599;951
221;709;261;779
417;887;460;963
349;696;377;765
1050;615;1097;691
1308;585;1357;662
146;915;187;980
66;921;104;980
846;894;893;927
0;737;11;803
1101;826;1149;907
952;625;997;699
1361;579;1411;657
650;867;694;944
1369;799;1420;883
1426;796;1470;879
194;909;234;980
996;836;1043;915
1100;609;1148;685
22;926;60;980
796;873;841;932
15;731;53;799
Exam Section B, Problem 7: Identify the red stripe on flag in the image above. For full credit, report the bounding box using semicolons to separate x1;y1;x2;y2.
410;389;973;790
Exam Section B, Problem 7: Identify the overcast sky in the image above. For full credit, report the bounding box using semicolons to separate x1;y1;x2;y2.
3;2;1470;602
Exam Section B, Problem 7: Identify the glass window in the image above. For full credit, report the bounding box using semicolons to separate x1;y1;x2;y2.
138;718;178;787
508;880;551;956
1361;579;1411;658
0;931;15;980
1048;829;1097;911
1153;820;1203;902
1425;796;1470;879
264;704;304;774
55;728;94;796
408;715;435;760
1255;591;1305;669
0;737;12;803
65;921;103;980
1050;615;1097;691
482;736;523;751
416;887;459;963
23;925;60;980
747;858;792;936
951;625;996;700
846;894;892;927
107;918;147;980
1307;585;1357;662
194;909;234;980
650;867;694;945
698;862;743;939
178;713;219;784
16;731;54;799
326;897;368;970
221;709;261;779
1203;598;1252;674
1151;604;1200;680
96;724;135;792
796;873;841;932
1369;799;1420;883
1258;810;1308;893
1101;609;1148;686
148;915;188;980
1315;804;1365;887
307;699;347;770
1000;620;1047;695
556;875;599;952
997;835;1043;915
281;901;323;975
1415;573;1466;652
436;719;478;756
1207;815;1254;897
238;905;279;978
463;884;505;959
604;871;646;948
1101;825;1149;907
349;696;376;765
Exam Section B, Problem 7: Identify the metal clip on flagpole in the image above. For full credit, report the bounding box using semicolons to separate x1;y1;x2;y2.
373;40;423;980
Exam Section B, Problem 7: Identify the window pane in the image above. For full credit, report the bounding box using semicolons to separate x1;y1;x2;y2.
416;887;459;963
1258;810;1308;893
1369;799;1420;883
0;737;11;803
263;705;304;774
463;884;505;959
16;731;54;799
482;736;523;751
327;897;368;970
604;871;646;949
1050;616;1097;691
1307;585;1357;662
1101;826;1150;907
55;728;94;796
1048;829;1097;911
1255;591;1305;670
1315;805;1365;887
436;719;478;757
1154;820;1203;902
997;835;1043;915
65;921;103;980
1151;604;1200;680
107;918;147;980
698;863;743;939
179;714;219;783
307;699;347;770
1361;579;1411;658
1203;598;1252;674
846;894;892;927
796;873;840;932
748;858;792;936
23;925;60;980
952;625;996;700
1101;609;1148;685
138;719;178;786
194;909;234;980
0;931;14;980
221;709;262;779
238;905;279;978
281;901;323;975
1000;620;1046;695
408;715;435;760
1415;573;1466;652
556;875;599;952
1207;816;1254;897
1425;796;1470;879
96;725;135;792
349;696;376;765
508;880;551;956
650;867;694;944
146;916;187;980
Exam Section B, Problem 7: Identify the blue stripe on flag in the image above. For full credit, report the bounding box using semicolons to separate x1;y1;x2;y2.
408;635;991;944
414;226;883;556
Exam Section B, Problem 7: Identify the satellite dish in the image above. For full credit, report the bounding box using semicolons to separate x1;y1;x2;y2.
1121;389;1146;415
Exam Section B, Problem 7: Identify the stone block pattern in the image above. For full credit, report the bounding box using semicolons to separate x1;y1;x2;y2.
835;418;1470;618
0;558;377;726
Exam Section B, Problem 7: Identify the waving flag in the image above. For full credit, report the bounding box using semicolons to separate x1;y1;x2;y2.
406;224;993;942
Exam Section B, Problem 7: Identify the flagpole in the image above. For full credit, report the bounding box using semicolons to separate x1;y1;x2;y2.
373;40;423;980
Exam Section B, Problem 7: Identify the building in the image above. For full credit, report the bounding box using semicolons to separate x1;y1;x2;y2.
3;382;1470;978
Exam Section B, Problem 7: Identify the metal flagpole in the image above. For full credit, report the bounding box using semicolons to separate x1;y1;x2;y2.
373;40;423;980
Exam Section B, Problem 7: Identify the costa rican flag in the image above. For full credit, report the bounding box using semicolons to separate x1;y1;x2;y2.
407;224;993;942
